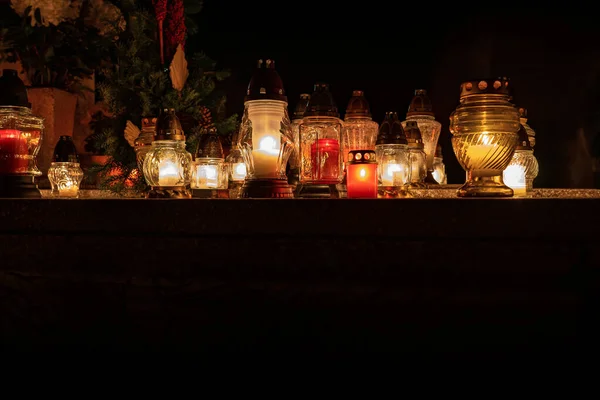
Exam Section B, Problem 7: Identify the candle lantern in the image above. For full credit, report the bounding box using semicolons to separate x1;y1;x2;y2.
142;108;192;198
134;116;158;172
0;69;44;198
449;78;520;197
297;83;344;198
503;124;538;197
404;120;427;188
225;129;247;198
239;59;294;198
375;111;410;198
432;144;447;185
288;93;311;190
191;126;228;197
518;107;539;179
346;150;377;198
402;89;441;184
343;90;378;163
47;135;84;198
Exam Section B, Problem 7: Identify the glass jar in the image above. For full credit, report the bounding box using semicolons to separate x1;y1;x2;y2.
298;83;343;198
134;116;157;172
404;120;427;187
342;90;378;166
225;129;247;198
375;112;410;196
142;109;192;198
289;93;311;175
402;89;441;184
0;105;43;176
47;135;83;198
503;124;539;197
449;78;520;197
431;144;447;185
191;126;227;190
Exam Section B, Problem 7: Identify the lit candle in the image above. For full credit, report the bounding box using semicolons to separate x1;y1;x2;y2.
57;182;79;198
346;150;377;198
158;159;181;186
466;133;496;167
194;164;219;188
310;138;340;183
232;162;247;181
380;163;406;186
0;129;29;174
252;135;280;178
503;164;526;196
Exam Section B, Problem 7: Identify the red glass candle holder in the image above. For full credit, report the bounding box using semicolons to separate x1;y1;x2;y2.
346;150;377;198
310;138;340;183
0;129;29;174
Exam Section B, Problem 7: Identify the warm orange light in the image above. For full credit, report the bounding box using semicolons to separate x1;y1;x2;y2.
347;163;377;198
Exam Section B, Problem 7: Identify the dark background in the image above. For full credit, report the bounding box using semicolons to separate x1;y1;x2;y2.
190;2;600;188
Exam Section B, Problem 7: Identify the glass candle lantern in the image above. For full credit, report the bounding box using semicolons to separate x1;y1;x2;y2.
404;120;427;188
342;90;378;165
375;112;410;198
449;78;520;197
503;124;539;197
0;69;44;198
402;89;441;184
346;150;377;198
225;129;247;198
239;59;294;198
191;127;228;192
297;83;344;198
47;135;83;198
142;108;192;198
431;144;447;185
135;116;157;172
518;107;539;180
288;93;311;189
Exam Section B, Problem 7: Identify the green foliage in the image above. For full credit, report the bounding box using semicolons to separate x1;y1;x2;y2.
87;0;238;195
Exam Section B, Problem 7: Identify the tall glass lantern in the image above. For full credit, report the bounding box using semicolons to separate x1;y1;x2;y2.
449;78;520;197
239;59;294;198
288;93;311;190
503;124;538;197
375;112;410;198
225;129;247;198
404;120;427;188
342;90;378;163
297;83;344;198
47;135;84;198
142;108;193;198
402;89;441;184
518;107;539;177
191;126;228;197
0;69;44;198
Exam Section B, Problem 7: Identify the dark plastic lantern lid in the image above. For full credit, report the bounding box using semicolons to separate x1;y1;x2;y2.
0;69;31;107
406;89;434;117
404;120;424;147
304;83;339;118
516;124;532;150
196;126;224;159
376;112;407;145
245;59;287;102
345;90;372;119
293;93;311;120
155;108;185;141
53;135;79;163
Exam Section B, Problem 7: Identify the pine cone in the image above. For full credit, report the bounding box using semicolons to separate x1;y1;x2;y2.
198;106;215;131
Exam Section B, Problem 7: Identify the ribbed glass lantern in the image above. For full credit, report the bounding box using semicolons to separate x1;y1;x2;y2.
288;93;311;189
449;78;520;197
404;120;427;188
47;135;83;198
503;124;539;197
375;112;410;198
191;127;228;195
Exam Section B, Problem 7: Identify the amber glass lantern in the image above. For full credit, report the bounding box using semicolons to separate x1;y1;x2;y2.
518;107;539;179
191;127;228;196
47;136;84;198
402;89;441;184
288;93;311;189
346;150;377;198
432;144;447;185
503;124;538;197
225;129;247;198
239;59;294;198
449;78;520;197
297;83;343;198
404;120;427;188
142;108;193;198
375;112;410;198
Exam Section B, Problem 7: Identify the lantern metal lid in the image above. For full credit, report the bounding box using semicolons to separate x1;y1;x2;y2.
293;93;311;120
154;108;185;141
53;135;79;163
515;124;532;151
376;112;407;145
406;89;434;117
0;69;30;108
459;77;511;99
404;120;424;149
347;149;376;165
304;83;339;118
245;59;287;103
196;126;224;159
345;90;371;119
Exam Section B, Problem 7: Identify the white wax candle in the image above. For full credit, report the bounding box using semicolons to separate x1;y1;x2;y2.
503;164;526;196
158;160;181;186
252;135;279;178
232;162;247;181
195;164;219;188
466;144;495;166
381;163;404;186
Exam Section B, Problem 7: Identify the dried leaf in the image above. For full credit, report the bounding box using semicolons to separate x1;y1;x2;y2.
124;120;140;147
169;43;189;92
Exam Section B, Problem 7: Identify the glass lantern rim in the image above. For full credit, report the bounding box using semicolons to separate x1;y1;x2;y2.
0;105;33;114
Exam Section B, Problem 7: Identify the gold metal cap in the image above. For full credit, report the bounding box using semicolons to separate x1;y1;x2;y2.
154;108;185;141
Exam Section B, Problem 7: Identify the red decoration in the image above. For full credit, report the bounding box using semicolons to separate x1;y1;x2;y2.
347;163;377;198
310;139;340;183
165;0;186;62
0;129;29;174
152;0;168;65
